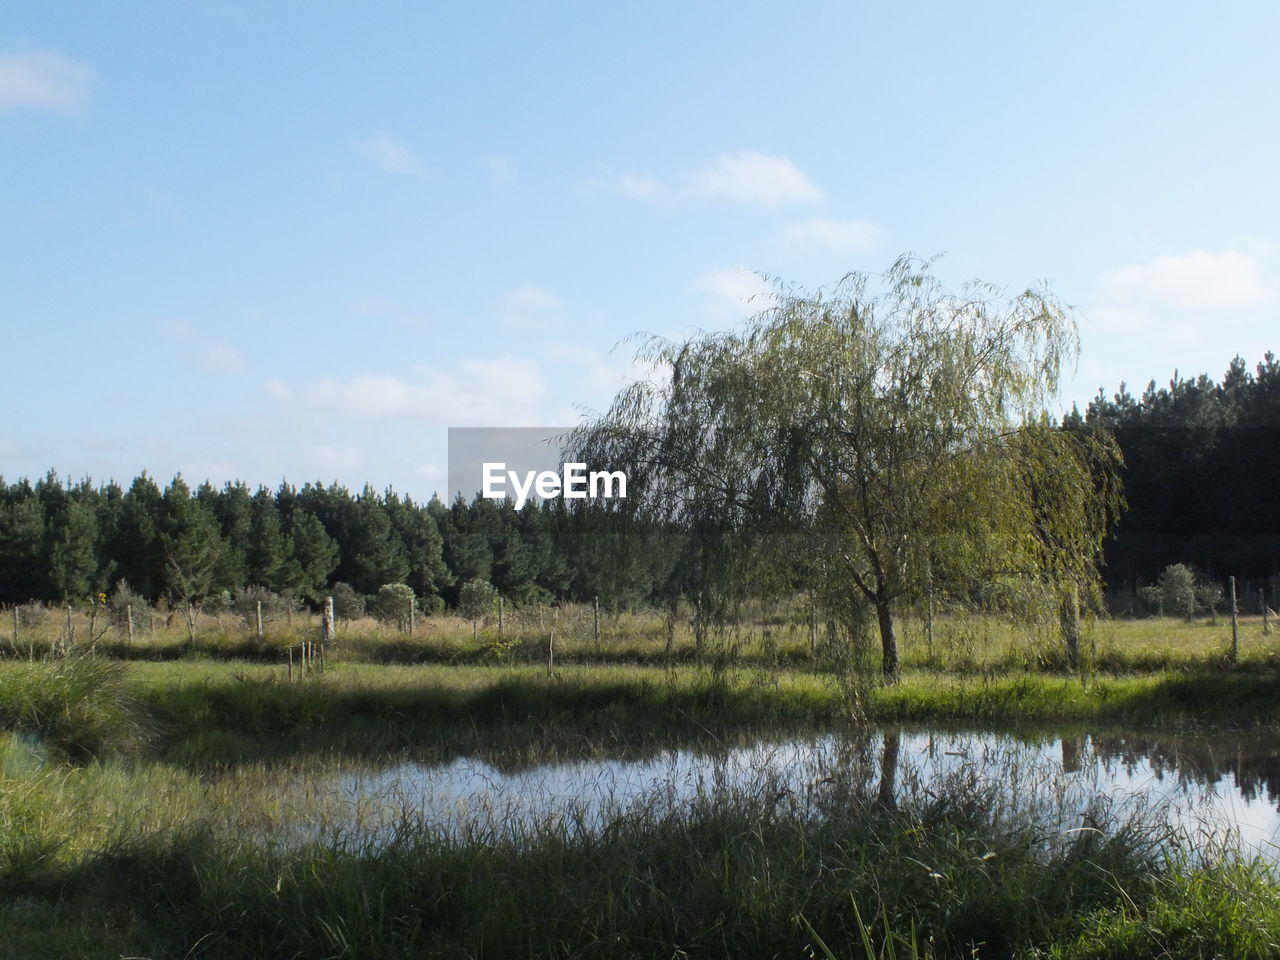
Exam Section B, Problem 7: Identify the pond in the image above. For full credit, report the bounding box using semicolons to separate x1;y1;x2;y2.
277;726;1280;858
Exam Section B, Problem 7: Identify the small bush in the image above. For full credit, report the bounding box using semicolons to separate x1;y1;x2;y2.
330;582;365;620
232;586;299;626
1159;564;1198;621
373;583;416;629
107;581;150;635
458;579;497;627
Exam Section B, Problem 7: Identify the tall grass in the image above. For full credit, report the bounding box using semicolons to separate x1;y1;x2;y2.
8;601;1278;677
3;739;1278;959
0;657;150;759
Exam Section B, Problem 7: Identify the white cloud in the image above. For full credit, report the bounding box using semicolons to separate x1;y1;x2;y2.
693;267;777;319
1099;250;1269;312
544;342;653;395
200;344;248;372
684;151;823;207
355;134;424;176
777;218;882;254
278;356;547;426
0;50;92;113
501;284;562;328
263;380;291;400
1084;304;1157;335
580;151;822;208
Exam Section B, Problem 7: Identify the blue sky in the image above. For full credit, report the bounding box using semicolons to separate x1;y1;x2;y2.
3;2;1277;500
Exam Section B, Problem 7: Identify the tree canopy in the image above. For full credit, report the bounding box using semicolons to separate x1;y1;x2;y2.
572;256;1122;681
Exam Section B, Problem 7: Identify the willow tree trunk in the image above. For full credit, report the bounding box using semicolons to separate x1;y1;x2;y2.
1060;588;1081;670
875;600;899;683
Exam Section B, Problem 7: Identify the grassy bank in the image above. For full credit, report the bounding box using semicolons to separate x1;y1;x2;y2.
6;658;1280;768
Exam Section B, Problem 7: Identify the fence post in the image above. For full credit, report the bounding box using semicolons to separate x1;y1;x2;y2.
498;596;504;638
127;604;134;644
593;595;600;651
1229;576;1240;663
11;606;18;656
256;600;264;644
547;629;555;678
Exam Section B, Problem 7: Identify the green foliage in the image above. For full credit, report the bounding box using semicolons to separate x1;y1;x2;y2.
0;657;149;759
231;585;298;626
457;578;496;625
573;256;1119;681
372;583;415;628
329;582;365;620
1086;352;1280;589
1159;564;1198;621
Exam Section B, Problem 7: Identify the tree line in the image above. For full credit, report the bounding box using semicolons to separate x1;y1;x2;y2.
0;472;677;610
1078;351;1280;603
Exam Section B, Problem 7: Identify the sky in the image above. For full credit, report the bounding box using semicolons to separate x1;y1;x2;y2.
3;2;1278;501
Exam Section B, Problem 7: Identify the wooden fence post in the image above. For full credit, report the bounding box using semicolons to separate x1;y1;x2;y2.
256;600;264;644
498;596;504;638
547;629;555;677
593;595;600;651
127;604;134;644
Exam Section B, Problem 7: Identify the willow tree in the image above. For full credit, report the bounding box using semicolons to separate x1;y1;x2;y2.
571;256;1121;682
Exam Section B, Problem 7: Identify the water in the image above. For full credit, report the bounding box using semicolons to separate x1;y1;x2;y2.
283;727;1280;857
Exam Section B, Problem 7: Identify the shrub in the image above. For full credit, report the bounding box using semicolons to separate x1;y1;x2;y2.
330;582;365;620
373;583;416;629
232;586;299;626
458;579;497;628
1136;584;1163;617
1158;564;1197;621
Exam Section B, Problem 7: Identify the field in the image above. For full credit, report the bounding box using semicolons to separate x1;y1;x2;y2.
4;605;1280;958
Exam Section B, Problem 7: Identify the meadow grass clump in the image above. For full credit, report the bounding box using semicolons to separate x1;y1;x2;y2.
0;657;150;759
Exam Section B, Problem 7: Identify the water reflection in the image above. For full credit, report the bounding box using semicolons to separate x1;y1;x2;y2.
281;726;1280;858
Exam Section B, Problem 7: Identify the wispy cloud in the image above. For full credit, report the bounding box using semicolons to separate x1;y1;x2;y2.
0;50;92;114
501;284;562;328
777;218;881;254
270;357;547;426
693;267;777;319
581;151;823;208
1099;249;1270;312
200;344;248;373
684;151;822;207
544;342;654;396
355;133;425;176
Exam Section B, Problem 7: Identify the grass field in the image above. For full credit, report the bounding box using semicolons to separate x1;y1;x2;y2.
6;600;1278;674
